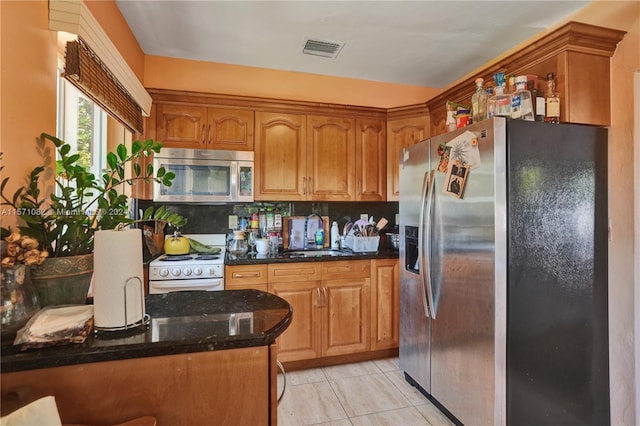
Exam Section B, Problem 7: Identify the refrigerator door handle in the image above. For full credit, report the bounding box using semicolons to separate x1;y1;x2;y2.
423;169;437;319
418;169;433;318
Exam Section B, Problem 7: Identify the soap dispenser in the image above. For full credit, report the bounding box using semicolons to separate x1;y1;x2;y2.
330;221;340;250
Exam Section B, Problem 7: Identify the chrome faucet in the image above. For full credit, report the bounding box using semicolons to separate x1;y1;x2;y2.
304;213;323;249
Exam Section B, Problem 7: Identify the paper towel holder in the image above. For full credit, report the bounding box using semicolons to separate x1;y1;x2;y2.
94;276;150;333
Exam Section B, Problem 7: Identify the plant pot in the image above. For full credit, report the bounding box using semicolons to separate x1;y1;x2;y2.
1;264;40;341
31;253;93;306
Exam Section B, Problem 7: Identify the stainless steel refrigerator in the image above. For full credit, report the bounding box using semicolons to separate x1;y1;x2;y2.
399;117;609;426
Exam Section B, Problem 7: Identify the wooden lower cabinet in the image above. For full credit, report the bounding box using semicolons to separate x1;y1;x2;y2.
225;264;268;291
225;259;399;364
267;262;322;362
268;260;371;362
322;277;370;357
1;346;274;425
269;279;322;361
370;259;400;350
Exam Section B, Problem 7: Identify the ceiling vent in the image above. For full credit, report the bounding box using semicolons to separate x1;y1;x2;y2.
302;37;345;59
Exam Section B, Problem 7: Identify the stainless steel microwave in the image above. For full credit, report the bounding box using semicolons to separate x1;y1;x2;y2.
153;148;253;203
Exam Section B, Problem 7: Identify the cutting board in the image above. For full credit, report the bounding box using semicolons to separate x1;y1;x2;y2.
283;216;329;249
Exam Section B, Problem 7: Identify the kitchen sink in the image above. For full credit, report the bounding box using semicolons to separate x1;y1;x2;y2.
282;249;347;258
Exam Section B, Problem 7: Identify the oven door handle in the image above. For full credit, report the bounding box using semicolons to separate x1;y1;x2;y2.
149;279;224;293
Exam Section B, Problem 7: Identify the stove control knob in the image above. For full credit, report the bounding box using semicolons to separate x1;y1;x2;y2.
171;268;181;277
159;268;169;277
183;268;192;276
207;267;217;276
193;267;203;276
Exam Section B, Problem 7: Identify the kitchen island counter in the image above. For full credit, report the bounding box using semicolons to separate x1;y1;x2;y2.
1;289;292;373
1;290;290;425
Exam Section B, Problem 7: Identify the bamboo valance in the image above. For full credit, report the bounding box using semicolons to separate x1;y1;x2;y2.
63;38;143;134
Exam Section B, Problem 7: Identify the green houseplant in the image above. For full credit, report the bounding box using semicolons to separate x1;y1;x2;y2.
1;133;186;306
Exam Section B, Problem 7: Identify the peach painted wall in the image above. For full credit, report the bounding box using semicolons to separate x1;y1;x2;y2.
144;55;441;109
84;0;145;81
570;2;639;425
0;0;58;229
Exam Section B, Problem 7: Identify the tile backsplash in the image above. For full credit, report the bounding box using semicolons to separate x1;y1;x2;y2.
134;200;398;236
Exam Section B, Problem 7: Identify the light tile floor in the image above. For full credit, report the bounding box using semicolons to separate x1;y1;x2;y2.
277;358;455;426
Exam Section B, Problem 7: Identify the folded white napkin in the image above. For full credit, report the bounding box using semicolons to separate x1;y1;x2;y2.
28;305;94;337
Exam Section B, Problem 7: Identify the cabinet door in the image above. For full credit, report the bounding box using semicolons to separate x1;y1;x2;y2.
355;118;386;201
255;112;307;201
370;259;400;350
268;281;322;362
386;116;430;201
156;104;207;149
307;115;355;201
322;277;370;357
207;108;254;151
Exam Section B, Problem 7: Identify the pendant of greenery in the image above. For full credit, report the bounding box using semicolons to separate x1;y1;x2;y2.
1;133;186;257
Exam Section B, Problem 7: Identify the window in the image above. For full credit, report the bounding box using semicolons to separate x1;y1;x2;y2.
56;68;107;182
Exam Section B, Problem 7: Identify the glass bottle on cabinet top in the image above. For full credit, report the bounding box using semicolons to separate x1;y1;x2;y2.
471;77;489;123
511;76;534;121
546;72;560;123
529;80;546;122
488;72;511;117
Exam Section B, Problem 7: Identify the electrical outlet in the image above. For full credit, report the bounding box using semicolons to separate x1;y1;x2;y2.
228;215;238;230
360;213;369;222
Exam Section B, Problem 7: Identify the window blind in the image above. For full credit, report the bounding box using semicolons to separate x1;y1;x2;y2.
63;38;143;134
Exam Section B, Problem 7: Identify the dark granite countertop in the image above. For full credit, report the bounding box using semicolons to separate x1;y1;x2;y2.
1;290;292;373
225;248;399;265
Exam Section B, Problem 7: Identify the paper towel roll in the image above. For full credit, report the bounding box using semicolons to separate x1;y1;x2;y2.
93;228;145;329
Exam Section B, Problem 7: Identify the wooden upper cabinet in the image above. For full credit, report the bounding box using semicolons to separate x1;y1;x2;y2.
426;22;626;135
386;114;430;201
355;118;386;201
256;112;375;202
156;103;253;150
156;104;207;149
207;108;254;151
254;111;307;201
307;115;355;201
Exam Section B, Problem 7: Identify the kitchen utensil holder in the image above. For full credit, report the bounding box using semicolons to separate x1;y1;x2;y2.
343;236;380;252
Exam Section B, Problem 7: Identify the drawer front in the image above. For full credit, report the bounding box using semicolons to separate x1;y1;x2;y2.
321;260;370;280
268;263;322;283
226;264;268;287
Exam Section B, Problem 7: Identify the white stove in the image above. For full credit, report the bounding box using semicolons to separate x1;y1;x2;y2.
148;234;227;294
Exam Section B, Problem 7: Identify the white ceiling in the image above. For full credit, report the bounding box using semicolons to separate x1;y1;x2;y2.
115;0;590;89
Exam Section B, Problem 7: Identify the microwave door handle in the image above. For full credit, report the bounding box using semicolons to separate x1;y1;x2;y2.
230;162;238;202
424;169;437;319
417;170;431;319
